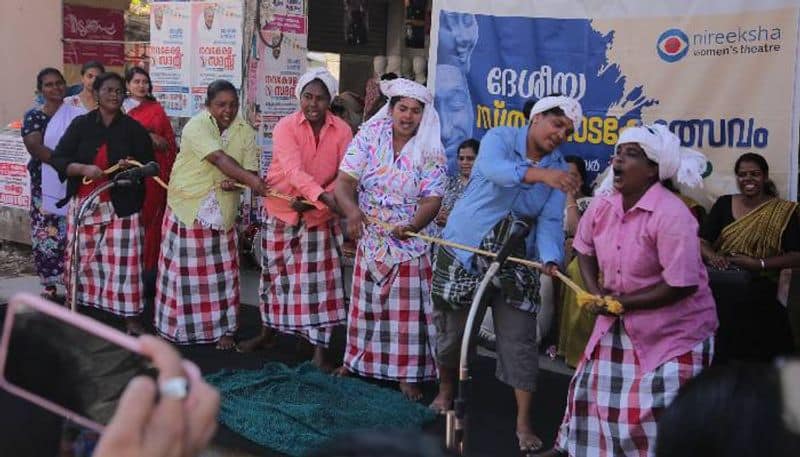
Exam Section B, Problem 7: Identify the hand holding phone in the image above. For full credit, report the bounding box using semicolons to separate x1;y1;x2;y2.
0;294;219;457
94;336;220;457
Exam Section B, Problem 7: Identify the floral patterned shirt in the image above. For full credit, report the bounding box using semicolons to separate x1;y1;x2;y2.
340;117;447;266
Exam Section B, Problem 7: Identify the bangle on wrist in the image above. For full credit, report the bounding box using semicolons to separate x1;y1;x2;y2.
760;258;766;270
566;204;578;210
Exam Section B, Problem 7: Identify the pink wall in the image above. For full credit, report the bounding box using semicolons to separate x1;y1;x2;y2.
0;0;63;126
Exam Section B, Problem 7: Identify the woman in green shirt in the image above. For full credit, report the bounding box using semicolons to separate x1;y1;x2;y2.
154;80;266;350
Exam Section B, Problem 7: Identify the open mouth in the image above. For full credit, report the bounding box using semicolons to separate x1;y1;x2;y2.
613;167;623;183
742;183;757;192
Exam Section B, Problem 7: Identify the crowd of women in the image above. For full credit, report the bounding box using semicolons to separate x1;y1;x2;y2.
20;63;799;457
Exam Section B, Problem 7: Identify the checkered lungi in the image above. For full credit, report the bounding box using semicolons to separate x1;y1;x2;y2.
343;249;438;382
431;215;540;312
155;207;239;344
260;216;346;347
556;320;714;457
64;198;143;316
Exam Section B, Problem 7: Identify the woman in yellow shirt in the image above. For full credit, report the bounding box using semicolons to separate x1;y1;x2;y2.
155;80;266;350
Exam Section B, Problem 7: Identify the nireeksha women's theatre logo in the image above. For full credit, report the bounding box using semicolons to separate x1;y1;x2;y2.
657;28;690;62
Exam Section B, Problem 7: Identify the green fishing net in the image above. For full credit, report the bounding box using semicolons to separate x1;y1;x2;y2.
205;362;437;456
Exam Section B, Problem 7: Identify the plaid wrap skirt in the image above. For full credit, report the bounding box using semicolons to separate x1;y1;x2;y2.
431;215;540;313
343;249;438;382
155;207;239;344
260;217;346;347
64;198;143;316
556;321;713;457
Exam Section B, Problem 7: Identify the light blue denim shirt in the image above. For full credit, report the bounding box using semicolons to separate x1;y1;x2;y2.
442;124;567;273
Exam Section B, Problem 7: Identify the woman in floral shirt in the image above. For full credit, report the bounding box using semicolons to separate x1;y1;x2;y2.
335;78;447;400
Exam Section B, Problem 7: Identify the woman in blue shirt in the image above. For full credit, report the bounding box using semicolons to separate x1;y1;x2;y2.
430;95;582;453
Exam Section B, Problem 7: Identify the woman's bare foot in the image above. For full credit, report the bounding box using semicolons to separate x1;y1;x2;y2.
429;388;454;414
215;335;236;350
516;425;543;453
236;327;276;353
332;365;351;377
311;346;336;373
399;382;423;401
125;317;147;336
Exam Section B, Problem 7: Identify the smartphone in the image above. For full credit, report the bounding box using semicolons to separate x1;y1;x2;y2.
0;293;153;433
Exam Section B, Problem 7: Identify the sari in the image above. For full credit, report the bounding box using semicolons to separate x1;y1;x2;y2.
714;198;798;259
702;195;799;362
124;98;177;272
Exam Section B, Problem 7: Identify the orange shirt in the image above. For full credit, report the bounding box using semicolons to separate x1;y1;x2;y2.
265;111;353;227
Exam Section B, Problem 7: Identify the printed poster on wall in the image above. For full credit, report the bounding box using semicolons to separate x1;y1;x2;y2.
251;0;308;167
429;0;800;202
191;1;244;113
239;0;307;225
63;4;125;67
150;0;244;118
150;2;192;117
0;134;31;210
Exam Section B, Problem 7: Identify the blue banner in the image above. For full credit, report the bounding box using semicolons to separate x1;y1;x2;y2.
434;11;657;182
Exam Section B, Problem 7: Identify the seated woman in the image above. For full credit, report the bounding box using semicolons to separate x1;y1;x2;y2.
700;152;800;363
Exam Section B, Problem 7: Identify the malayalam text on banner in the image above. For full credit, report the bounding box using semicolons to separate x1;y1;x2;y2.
429;0;800;202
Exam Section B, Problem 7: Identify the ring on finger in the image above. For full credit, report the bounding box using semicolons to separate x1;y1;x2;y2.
159;376;189;400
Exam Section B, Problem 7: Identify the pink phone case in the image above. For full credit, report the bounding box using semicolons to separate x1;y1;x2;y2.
0;292;144;433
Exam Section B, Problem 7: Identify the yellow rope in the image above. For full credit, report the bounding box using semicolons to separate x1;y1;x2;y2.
262;193;621;312
84;161;320;205
364;216;588;298
364;216;621;313
83;162;617;312
81;160;279;198
81;159;169;189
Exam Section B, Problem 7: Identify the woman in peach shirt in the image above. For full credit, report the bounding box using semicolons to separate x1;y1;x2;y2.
238;68;352;371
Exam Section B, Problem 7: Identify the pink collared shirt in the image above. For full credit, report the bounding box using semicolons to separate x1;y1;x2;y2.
265;111;353;227
573;183;717;373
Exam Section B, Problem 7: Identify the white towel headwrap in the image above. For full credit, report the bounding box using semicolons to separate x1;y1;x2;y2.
528;95;583;133
595;123;708;195
295;67;339;100
364;78;444;164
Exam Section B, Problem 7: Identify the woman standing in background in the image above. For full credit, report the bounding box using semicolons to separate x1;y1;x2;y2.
123;67;177;293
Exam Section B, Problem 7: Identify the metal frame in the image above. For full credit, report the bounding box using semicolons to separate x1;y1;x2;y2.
445;261;500;455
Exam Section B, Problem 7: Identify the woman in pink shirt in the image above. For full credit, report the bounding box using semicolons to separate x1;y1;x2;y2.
237;68;352;371
538;124;718;457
